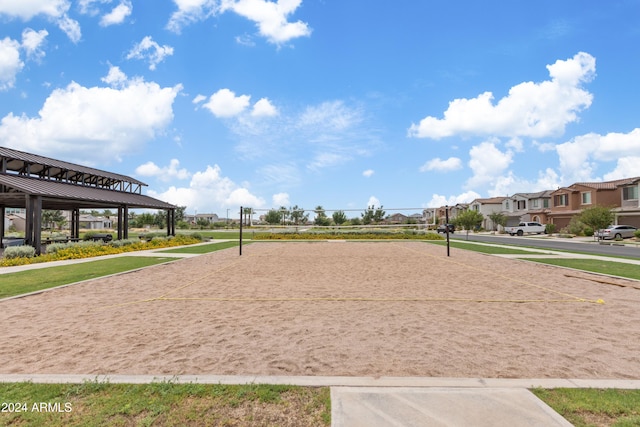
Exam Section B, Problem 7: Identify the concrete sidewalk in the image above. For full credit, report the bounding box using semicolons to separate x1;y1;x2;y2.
2;374;639;426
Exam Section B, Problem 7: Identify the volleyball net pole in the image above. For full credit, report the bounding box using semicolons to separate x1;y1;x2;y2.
239;206;243;256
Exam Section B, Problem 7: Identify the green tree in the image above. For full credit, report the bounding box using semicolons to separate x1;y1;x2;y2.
332;210;348;225
264;209;282;225
278;206;290;225
361;205;385;225
314;206;331;226
41;210;66;230
579;205;614;240
175;206;187;222
290;205;308;225
488;212;507;233
455;210;484;240
137;212;155;227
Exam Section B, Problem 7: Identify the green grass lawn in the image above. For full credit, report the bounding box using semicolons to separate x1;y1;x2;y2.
426;240;545;255
532;388;640;427
0;381;330;426
0;257;175;299
523;258;640;281
158;241;239;254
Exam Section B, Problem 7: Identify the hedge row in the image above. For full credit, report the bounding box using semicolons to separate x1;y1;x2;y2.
0;234;203;267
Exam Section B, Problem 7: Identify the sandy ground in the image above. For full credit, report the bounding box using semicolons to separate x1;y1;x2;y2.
1;241;639;379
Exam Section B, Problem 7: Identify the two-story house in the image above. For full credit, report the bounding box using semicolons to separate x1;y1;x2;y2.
616;177;640;227
502;191;553;226
548;178;637;229
468;197;507;230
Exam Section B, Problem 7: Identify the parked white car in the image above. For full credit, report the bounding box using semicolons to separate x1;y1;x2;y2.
504;222;546;236
596;225;638;240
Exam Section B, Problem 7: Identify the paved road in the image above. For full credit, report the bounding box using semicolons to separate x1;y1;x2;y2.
448;233;640;259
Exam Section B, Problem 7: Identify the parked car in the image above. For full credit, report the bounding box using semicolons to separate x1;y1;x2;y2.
504;222;546;236
596;225;637;240
437;224;455;234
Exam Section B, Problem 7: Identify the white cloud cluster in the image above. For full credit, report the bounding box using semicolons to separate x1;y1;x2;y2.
466;140;514;188
220;0;311;45
167;0;310;45
136;159;190;182
0;0;81;42
0;29;48;90
362;169;374;177
556;128;640;182
197;88;278;118
127;36;174;70
409;52;596;139
0;66;182;163
426;191;481;208
147;164;265;212
272;192;290;207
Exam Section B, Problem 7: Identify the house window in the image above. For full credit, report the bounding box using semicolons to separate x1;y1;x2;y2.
516;200;526;210
505;200;510;209
554;194;568;206
543;199;549;208
531;199;539;208
581;192;592;205
623;186;639;200
473;205;479;211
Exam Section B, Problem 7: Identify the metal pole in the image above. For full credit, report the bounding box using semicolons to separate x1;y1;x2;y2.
239;206;243;256
445;205;450;257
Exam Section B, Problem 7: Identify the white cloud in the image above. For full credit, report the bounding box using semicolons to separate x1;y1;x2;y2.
362;169;374;177
192;94;207;104
409;52;595;139
100;0;132;26
556;128;640;182
56;14;81;43
0;37;23;91
251;97;278;117
0;0;79;42
367;196;381;208
220;0;311;45
203;88;251;117
307;151;349;171
272;192;290;207
604;157;640;181
466;140;514;188
135;159;190;182
101;64;127;86
419;157;462;172
21;28;48;60
0;0;70;20
0;66;182;163
426;191;481;208
126;36;174;71
166;0;219;33
148;164;265;212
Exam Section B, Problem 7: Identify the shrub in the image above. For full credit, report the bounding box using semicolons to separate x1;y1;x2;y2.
635;229;640;239
545;223;557;234
3;245;36;259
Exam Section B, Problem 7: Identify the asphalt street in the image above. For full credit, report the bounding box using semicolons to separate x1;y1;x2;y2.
448;233;640;259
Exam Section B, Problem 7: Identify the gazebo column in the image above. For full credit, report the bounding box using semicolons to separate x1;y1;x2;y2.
0;206;5;249
167;208;175;236
117;206;124;240
24;195;33;245
123;205;129;239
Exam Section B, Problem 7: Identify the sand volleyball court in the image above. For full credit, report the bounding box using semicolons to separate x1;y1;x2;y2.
1;241;639;379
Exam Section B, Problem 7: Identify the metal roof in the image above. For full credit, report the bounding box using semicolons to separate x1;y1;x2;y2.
0;174;174;210
0;146;147;187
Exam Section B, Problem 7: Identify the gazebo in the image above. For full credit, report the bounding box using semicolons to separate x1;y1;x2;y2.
0;146;176;254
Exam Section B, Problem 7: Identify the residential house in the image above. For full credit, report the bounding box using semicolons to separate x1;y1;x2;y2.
436;203;468;225
79;214;112;230
185;213;220;225
616;177;640;227
502;191;553;226
469;197;507;230
386;213;408;224
548;177;639;229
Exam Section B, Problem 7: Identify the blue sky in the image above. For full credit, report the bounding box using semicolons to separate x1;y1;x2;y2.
1;1;640;218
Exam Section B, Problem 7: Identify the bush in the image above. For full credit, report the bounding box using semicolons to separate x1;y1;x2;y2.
3;245;36;259
545;223;557;234
635;229;640;239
